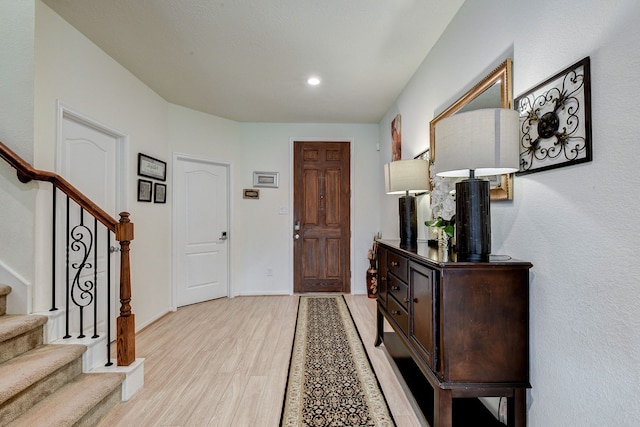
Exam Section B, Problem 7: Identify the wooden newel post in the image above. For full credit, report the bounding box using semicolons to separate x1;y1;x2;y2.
116;212;135;366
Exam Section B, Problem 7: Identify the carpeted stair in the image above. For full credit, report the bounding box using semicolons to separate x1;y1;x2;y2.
0;285;124;426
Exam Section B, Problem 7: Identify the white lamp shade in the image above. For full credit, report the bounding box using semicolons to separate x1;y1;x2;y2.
384;159;429;194
433;108;520;177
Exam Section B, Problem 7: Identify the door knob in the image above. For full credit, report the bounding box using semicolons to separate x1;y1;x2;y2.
294;234;300;240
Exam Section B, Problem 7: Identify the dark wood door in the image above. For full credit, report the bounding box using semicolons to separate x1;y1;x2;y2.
293;141;350;293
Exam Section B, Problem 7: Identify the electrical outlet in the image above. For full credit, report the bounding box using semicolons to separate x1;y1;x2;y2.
267;268;273;276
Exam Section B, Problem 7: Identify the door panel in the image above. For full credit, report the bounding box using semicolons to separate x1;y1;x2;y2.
174;157;229;307
293;141;350;293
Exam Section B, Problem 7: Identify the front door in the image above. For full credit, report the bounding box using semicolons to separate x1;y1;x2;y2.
173;155;229;307
293;141;350;293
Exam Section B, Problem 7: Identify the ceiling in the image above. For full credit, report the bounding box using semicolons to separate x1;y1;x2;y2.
42;0;464;124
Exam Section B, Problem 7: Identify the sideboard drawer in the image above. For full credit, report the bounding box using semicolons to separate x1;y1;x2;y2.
387;295;408;336
387;250;408;282
388;273;409;309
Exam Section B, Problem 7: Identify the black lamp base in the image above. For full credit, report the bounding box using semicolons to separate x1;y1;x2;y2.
455;178;491;262
399;195;417;248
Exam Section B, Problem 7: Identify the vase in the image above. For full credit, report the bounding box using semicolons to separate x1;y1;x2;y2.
366;268;378;298
438;229;450;262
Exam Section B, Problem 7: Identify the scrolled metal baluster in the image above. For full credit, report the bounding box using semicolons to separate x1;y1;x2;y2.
69;207;95;339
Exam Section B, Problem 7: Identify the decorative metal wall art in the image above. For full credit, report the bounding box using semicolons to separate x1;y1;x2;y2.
515;57;592;175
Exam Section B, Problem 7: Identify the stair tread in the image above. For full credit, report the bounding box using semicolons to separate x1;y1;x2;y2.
5;372;125;427
0;314;48;343
0;344;86;405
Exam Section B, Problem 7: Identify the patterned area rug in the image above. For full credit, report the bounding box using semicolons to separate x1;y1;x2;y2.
280;296;395;426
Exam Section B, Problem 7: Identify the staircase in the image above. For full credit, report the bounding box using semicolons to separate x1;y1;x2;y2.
0;285;124;426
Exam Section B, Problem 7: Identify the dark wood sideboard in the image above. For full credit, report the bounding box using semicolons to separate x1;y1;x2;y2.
375;239;532;427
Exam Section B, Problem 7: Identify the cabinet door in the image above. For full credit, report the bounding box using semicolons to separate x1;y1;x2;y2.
409;261;437;371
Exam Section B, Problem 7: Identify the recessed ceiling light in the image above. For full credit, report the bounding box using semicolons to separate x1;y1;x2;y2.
307;77;321;86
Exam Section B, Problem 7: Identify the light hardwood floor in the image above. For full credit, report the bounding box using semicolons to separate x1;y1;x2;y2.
97;295;423;427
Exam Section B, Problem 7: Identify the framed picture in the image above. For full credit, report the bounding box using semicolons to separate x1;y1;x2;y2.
243;189;260;199
154;183;166;203
137;179;152;202
515;57;592;175
391;114;401;161
253;171;279;188
138;153;167;181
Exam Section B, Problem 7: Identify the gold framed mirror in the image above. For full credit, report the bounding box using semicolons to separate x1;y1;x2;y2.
429;59;514;201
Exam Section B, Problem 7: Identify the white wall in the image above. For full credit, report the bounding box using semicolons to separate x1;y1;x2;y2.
34;2;172;329
167;113;381;297
30;1;383;331
0;1;36;300
167;104;243;298
379;0;640;425
238;123;381;296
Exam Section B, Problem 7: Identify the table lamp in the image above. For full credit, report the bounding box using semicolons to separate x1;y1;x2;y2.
384;159;429;248
433;108;519;261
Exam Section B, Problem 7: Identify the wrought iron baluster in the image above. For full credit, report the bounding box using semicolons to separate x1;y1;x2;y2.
64;196;71;339
70;207;94;339
106;233;113;366
92;216;99;339
51;186;58;312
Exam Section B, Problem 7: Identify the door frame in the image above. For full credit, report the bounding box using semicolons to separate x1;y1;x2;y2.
54;101;129;335
171;153;233;310
288;137;354;295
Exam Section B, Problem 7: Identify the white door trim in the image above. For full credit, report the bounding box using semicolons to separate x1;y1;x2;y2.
171;153;233;311
288;137;354;296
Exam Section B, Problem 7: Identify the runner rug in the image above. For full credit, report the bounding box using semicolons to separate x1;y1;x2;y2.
280;296;395;426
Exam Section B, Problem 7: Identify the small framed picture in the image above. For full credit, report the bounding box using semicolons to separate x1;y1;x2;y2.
253;171;279;188
243;189;260;199
154;183;166;203
138;153;167;181
137;179;152;202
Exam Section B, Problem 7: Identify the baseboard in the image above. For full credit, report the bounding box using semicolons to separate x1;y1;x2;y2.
236;290;290;296
0;259;32;314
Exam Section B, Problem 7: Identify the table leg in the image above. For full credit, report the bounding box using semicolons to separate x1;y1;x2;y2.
374;308;383;346
508;388;526;427
433;387;452;427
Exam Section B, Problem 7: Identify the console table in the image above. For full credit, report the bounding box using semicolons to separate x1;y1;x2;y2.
374;240;532;427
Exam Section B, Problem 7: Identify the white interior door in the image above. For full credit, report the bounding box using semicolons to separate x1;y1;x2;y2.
57;106;125;337
174;155;229;307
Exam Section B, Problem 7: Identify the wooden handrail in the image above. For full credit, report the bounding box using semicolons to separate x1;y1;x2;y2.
0;140;117;232
0;139;135;366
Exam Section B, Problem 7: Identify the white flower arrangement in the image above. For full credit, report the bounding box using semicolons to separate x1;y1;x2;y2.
426;168;456;237
430;176;456;221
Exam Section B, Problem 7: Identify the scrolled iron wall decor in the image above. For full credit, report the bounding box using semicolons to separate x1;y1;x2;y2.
515;57;592;175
